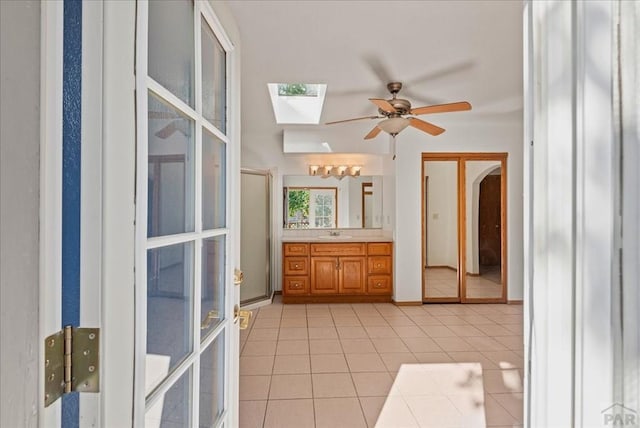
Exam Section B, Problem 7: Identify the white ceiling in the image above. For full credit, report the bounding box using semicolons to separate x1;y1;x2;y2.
227;0;523;146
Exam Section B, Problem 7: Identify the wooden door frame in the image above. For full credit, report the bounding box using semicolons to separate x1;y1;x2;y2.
421;153;508;303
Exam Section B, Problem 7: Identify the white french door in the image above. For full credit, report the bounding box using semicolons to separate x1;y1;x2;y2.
135;1;238;427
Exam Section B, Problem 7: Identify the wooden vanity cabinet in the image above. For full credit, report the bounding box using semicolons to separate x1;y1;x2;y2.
283;241;392;303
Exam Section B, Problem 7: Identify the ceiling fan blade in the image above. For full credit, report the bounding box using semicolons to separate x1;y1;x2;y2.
369;98;397;113
406;60;475;87
149;111;180;119
154;119;191;139
364;126;382;140
408;117;445;136
401;88;442;106
325;115;380;125
410;101;472;116
363;54;394;85
155;121;178;139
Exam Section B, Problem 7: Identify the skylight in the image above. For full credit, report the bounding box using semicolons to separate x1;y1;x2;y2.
268;83;327;124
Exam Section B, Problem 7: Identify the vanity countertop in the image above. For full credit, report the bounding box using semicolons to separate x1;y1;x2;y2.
281;235;393;243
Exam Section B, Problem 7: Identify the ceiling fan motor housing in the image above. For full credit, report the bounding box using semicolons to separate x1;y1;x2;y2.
379;98;411;116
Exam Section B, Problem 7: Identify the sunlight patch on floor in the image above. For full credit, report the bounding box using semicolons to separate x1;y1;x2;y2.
376;362;522;428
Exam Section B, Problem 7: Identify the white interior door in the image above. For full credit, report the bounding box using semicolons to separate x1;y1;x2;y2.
135;1;238;426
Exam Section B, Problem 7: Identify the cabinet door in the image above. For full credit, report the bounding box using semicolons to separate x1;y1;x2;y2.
310;257;339;294
368;256;392;274
367;242;392;256
367;275;392;294
284;257;308;275
284;243;309;256
339;257;366;294
284;276;309;295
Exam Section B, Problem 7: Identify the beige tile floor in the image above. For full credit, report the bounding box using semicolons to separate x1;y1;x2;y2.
239;296;523;428
425;268;504;299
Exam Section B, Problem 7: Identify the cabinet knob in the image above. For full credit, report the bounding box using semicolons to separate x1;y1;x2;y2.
295;264;299;268
376;282;382;287
376;263;381;268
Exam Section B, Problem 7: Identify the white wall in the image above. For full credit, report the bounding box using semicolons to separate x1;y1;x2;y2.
0;2;40;426
395;121;523;302
424;161;458;269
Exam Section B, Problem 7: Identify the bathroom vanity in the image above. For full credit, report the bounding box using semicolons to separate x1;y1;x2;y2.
281;238;393;303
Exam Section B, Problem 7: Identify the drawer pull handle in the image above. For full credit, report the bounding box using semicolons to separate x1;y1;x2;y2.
376;264;381;268
294;264;299;268
375;282;383;288
291;283;301;289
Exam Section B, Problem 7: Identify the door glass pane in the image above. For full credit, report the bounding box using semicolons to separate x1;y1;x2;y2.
148;0;195;107
201;236;225;339
146;243;194;394
424;160;459;299
465;160;503;299
148;94;195;237
201;17;226;132
145;368;192;428
199;332;225;427
202;129;226;230
240;172;271;304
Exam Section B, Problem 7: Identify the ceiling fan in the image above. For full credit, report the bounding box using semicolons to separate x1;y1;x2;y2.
326;82;471;140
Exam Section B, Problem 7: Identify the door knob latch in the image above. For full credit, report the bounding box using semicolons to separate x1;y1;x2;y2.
200;310;220;330
234;269;244;285
234;305;252;330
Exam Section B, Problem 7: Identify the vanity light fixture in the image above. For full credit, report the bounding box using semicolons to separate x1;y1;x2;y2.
308;165;362;179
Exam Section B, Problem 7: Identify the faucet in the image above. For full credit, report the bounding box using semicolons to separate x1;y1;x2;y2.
330;231;340;236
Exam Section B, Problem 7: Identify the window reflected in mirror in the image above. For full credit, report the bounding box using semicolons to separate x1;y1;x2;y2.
285;187;337;229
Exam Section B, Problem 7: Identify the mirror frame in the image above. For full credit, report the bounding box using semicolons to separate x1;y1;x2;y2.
421;152;508;303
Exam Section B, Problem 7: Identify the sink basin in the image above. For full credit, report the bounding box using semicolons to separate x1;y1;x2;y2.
317;235;352;239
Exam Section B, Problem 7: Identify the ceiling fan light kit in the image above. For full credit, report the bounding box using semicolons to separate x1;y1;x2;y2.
377;117;410;135
326;81;472;140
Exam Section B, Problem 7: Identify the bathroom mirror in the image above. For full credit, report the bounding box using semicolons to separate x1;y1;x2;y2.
423;160;460;300
283;175;383;229
422;153;507;303
464;160;505;300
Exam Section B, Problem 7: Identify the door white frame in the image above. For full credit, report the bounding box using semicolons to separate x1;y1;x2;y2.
40;1;139;426
39;1;64;425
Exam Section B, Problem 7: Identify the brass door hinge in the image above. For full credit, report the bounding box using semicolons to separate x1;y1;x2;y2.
44;326;99;407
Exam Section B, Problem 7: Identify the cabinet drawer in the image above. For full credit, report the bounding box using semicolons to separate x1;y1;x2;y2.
368;256;392;274
284;257;309;275
284;243;309;256
284;276;309;295
310;243;365;256
367;275;392;294
367;242;392;256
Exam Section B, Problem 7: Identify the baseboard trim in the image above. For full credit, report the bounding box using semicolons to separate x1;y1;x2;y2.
508;299;523;305
393;300;423;306
426;265;457;272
